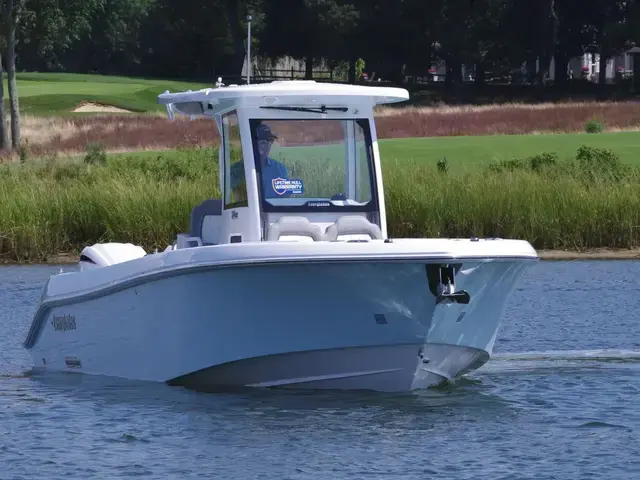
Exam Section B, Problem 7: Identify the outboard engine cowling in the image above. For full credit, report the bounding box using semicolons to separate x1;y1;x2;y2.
79;243;147;271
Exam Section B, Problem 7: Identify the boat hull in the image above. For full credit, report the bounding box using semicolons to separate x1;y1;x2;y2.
168;343;488;392
26;258;532;392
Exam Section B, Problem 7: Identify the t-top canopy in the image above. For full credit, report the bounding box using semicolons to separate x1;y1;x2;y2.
157;80;410;117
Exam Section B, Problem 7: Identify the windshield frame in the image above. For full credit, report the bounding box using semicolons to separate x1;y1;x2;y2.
248;117;380;214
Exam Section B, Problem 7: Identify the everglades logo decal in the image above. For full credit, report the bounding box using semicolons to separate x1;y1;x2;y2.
272;177;304;196
51;314;76;332
64;356;82;368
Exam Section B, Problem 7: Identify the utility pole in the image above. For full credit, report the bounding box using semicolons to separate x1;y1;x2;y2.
246;14;252;84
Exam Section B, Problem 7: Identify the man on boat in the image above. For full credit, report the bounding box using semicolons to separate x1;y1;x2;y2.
230;122;291;200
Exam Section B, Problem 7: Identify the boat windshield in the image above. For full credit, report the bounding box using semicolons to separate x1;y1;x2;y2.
248;118;377;211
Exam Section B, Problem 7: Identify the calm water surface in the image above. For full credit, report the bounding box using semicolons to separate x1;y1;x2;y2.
1;261;639;479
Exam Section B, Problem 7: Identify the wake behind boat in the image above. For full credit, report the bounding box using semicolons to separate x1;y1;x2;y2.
23;80;539;392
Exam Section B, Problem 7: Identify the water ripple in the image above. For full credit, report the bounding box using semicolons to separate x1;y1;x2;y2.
0;261;639;479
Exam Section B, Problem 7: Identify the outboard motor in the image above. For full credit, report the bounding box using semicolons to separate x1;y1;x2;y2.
427;264;471;305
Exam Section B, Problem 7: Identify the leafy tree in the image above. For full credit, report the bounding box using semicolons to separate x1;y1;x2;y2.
499;0;558;85
17;0;103;71
585;0;634;90
67;0;154;75
347;0;435;84
136;0;223;80
554;0;593;87
258;0;359;79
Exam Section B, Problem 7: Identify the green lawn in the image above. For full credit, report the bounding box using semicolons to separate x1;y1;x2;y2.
105;130;640;172
378;131;640;171
4;72;209;115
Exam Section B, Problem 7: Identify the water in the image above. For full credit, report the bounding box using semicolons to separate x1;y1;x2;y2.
1;261;640;479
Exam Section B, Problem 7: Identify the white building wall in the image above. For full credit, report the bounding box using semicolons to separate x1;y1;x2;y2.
542;52;633;82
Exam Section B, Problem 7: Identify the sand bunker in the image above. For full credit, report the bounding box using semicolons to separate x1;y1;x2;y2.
72;102;133;113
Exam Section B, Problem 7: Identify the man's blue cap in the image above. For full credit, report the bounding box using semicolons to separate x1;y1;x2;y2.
256;123;277;140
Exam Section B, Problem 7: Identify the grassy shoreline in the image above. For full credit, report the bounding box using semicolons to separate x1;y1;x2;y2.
1;144;640;263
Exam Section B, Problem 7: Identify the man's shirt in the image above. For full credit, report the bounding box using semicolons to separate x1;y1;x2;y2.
259;157;290;198
230;157;290;199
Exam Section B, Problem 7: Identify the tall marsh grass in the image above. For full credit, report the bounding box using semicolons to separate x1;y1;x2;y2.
0;148;219;261
385;162;640;249
1;145;639;262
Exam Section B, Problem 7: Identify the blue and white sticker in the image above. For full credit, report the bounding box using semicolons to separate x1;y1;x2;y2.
272;177;304;195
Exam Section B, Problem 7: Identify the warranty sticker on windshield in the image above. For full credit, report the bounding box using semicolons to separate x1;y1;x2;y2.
272;178;304;195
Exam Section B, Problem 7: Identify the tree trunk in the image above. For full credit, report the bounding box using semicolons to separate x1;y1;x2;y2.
445;62;453;87
0;52;8;151
553;51;570;90
537;0;558;87
447;60;462;87
224;0;247;81
392;63;406;86
305;56;313;79
6;0;22;149
348;57;356;84
633;52;640;94
474;61;485;86
444;56;461;87
598;52;609;99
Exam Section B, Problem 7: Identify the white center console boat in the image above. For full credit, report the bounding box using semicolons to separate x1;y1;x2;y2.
23;80;539;392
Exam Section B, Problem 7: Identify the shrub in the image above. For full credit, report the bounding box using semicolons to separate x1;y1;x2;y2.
575;145;629;183
19;140;29;164
528;152;559;172
484;147;633;183
584;119;605;133
486;153;559;174
84;142;107;166
437;157;449;174
487;158;526;173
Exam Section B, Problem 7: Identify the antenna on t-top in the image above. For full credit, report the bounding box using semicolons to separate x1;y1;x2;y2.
246;14;252;85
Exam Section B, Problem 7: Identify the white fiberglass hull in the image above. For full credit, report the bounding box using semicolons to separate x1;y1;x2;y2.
24;240;537;392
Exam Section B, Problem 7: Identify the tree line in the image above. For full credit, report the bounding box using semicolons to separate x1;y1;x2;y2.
1;0;639;152
12;0;640;86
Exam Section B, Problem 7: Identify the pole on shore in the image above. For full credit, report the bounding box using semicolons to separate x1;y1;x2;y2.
246;14;252;85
